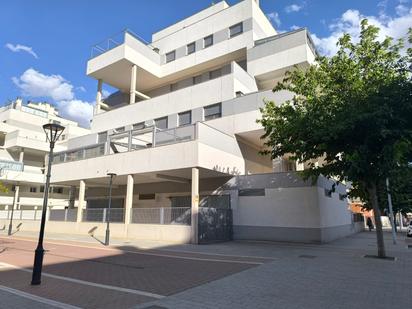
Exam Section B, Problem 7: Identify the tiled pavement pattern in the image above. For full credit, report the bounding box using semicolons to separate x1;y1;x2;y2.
0;231;411;308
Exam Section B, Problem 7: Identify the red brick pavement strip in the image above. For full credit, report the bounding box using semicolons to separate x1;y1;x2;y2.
0;236;264;304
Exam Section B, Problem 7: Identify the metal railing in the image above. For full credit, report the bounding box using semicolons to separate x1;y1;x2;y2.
53;125;196;164
90;29;154;59
0;209;41;220
131;207;191;225
82;208;124;223
49;209;77;222
0;159;24;172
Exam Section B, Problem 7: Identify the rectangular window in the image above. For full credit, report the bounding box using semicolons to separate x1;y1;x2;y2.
133;122;145;130
30;187;37;193
229;22;243;38
40;186;45;193
53;187;63;194
155;117;168;130
187;42;196;55
166;50;176;63
204;35;213;48
170;82;178;92
98;132;107;143
139;193;155;200
209;68;222;80
238;189;265;196
178;111;192;126
114;127;125;133
193;75;202;85
204;103;222;121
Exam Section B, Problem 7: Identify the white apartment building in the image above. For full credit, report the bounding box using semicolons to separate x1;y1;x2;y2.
0;0;361;243
0;98;90;214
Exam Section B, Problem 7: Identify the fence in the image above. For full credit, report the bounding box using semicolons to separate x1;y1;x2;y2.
0;209;41;220
82;208;125;223
49;209;77;222
131;207;191;225
198;207;233;243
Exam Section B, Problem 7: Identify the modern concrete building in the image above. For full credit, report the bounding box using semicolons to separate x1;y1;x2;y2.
0;0;361;243
0;98;90;214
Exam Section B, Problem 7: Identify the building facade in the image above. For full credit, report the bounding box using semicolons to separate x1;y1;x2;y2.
0;98;90;213
0;0;360;243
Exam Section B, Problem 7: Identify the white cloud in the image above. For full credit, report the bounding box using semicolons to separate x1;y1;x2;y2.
285;4;303;13
76;86;86;92
267;11;281;27
12;68;94;127
5;43;38;59
12;68;74;101
290;25;301;31
57;100;94;128
312;6;412;56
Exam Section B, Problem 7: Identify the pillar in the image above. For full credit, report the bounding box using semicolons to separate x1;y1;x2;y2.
124;175;134;226
76;180;85;223
191;168;199;244
94;79;103;115
129;65;137;105
19;148;24;163
12;185;19;212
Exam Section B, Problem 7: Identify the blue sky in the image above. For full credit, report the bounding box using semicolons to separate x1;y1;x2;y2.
1;0;411;127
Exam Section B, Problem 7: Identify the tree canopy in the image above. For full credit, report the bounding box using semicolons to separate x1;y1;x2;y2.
259;20;412;258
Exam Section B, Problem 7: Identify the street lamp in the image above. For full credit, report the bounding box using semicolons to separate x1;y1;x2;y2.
31;123;65;285
105;172;116;246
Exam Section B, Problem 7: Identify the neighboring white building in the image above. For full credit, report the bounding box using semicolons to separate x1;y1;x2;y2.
0;98;90;212
0;0;360;243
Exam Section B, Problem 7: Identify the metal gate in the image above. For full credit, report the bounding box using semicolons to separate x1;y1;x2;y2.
198;207;233;243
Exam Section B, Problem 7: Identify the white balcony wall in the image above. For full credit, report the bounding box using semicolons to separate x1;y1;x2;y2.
0;170;45;183
91;73;235;133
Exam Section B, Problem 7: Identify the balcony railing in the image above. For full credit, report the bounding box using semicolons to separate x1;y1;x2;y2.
0;159;24;172
53;125;196;164
131;207;191;225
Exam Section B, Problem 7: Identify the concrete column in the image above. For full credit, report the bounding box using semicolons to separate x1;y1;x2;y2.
94;79;103;115
19;148;24;163
191;167;199;244
129;65;137;105
76;180;85;223
124;175;134;226
12;185;19;212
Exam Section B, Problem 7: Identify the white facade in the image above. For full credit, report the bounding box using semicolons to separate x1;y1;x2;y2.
0;98;90;210
11;0;356;243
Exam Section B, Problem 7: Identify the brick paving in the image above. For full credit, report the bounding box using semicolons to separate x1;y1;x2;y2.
0;232;411;309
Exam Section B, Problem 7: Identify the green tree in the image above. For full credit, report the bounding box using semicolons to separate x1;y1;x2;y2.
259;20;412;258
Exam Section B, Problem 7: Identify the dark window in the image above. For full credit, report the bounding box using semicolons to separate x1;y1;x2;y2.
139;193;155;200
170;82;178;92
204;103;222;120
155;117;168;130
98;132;107;143
30;187;37;193
229;22;243;38
166;50;176;63
187;42;196;54
40;186;45;193
193;75;202;85
324;189;332;198
209;68;222;80
115;127;125;133
238;189;265;196
204;35;213;48
133;122;145;130
178;111;192;126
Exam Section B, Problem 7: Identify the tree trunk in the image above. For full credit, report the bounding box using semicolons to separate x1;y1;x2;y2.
367;182;386;258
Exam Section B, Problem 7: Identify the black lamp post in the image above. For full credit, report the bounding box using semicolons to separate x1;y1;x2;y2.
105;172;116;246
8;182;18;236
31;123;65;285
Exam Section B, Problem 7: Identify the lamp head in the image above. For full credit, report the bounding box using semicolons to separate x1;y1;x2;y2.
43;123;65;144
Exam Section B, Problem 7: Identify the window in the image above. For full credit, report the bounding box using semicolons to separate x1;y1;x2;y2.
139;193;155;200
204;35;213;48
40;186;45;193
324;189;332;198
204;103;222;120
155;117;168;130
229;22;243;38
209;68;222;80
133;122;145;130
30;187;37;193
239;189;265;196
114;127;125;133
193;75;202;85
98;132;107;143
11;185;16;192
178;111;192;126
187;42;196;55
166;50;176;63
53;187;63;194
170;82;178;92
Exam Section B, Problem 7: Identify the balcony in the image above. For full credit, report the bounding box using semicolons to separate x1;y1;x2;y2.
0;159;23;172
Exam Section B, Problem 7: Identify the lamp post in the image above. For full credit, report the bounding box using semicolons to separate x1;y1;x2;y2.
8;182;19;236
105;172;116;246
31;123;65;285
